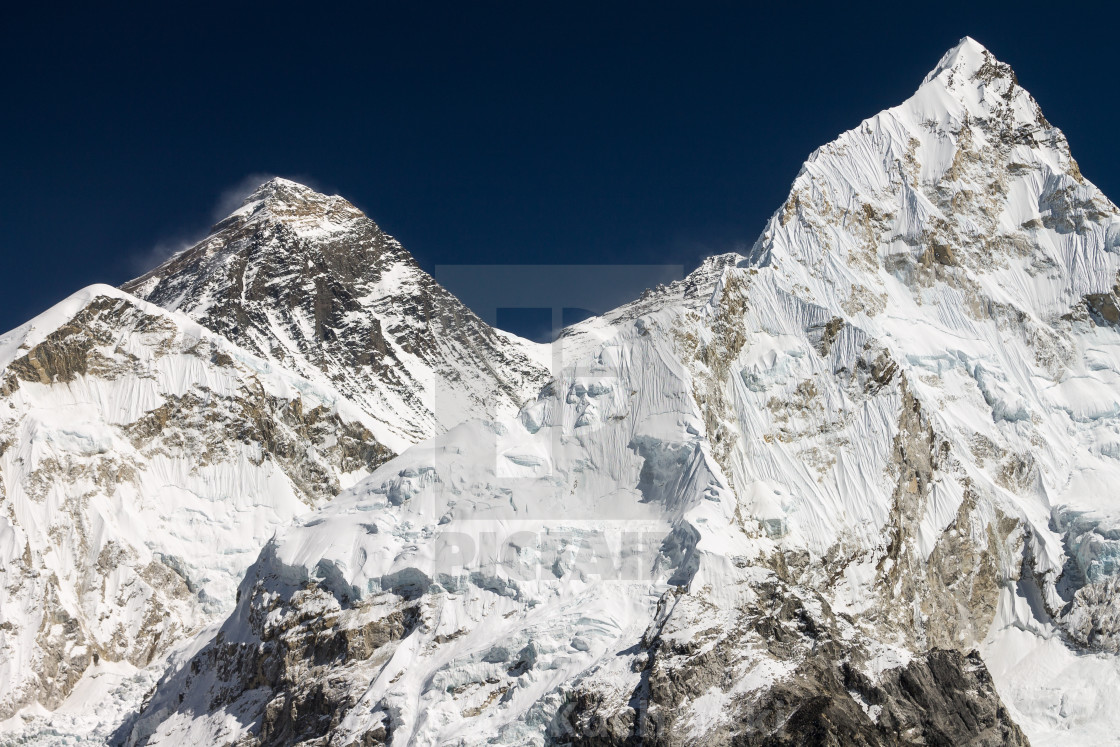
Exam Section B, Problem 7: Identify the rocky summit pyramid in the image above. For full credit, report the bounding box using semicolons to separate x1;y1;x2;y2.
108;38;1120;747
3;36;1120;747
123;177;549;453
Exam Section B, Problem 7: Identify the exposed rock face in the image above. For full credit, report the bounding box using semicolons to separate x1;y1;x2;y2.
120;542;423;747
553;582;1027;747
744;649;1026;747
123;178;548;452
0;286;391;719
1061;576;1120;653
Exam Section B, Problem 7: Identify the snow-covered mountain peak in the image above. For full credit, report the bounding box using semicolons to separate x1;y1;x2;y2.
912;36;1038;128
242;175;318;202
0;283;135;371
749;36;1116;330
922;36;1001;86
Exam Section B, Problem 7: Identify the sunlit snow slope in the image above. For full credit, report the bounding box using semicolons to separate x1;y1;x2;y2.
123;38;1120;747
746;37;1120;745
0;286;392;722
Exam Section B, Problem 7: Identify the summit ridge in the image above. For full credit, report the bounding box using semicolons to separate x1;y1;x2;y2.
222;177;366;230
922;36;1002;84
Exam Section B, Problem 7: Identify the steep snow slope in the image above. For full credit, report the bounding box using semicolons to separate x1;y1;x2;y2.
123;38;1120;746
742;37;1120;744
0;285;392;726
123;179;548;453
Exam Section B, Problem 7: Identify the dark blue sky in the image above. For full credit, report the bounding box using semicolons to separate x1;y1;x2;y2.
4;2;1119;336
